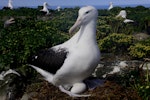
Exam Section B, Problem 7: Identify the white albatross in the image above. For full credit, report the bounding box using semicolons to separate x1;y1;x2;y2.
8;0;13;10
116;10;134;23
123;19;134;23
40;2;50;15
56;6;61;11
108;2;113;11
2;0;13;10
116;10;127;18
28;6;101;97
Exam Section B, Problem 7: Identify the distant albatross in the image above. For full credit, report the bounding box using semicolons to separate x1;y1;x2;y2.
8;0;13;9
108;2;113;11
40;2;50;15
56;6;61;11
3;0;13;10
116;10;134;23
28;6;100;97
116;10;127;18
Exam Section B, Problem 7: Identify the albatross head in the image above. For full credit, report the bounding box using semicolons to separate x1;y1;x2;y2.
9;0;12;3
69;6;98;34
43;2;49;6
110;2;113;5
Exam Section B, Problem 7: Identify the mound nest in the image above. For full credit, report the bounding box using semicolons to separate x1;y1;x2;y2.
24;80;141;100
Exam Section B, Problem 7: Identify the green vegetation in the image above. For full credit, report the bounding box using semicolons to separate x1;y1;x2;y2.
129;43;150;58
0;17;69;71
98;33;133;53
96;6;150;58
131;63;150;100
128;38;150;58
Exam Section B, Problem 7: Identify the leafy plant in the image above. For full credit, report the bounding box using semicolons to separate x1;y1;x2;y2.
0;18;68;71
98;33;133;53
131;63;150;100
128;38;150;58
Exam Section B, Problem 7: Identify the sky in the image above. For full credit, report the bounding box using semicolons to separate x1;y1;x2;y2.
1;0;150;7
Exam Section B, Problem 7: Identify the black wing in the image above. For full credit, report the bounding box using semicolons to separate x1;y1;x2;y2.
28;48;68;74
2;7;11;10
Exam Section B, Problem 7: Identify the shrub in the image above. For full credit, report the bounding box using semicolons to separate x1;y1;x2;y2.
128;39;150;58
98;33;133;53
0;18;68;71
131;63;150;100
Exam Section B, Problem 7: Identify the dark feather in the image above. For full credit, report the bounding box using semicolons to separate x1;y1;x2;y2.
28;48;68;74
2;7;11;10
40;11;48;15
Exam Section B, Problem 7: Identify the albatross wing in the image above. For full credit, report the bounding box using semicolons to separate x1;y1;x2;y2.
28;48;68;74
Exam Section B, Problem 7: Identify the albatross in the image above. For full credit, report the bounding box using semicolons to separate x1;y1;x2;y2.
40;2;50;15
8;0;13;9
116;10;127;18
2;0;13;10
56;6;61;11
116;10;134;23
108;2;113;11
28;6;100;97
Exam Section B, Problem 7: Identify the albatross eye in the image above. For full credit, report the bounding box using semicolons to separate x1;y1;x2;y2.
85;11;90;14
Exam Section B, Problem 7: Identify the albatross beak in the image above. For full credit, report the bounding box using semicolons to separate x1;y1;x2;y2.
47;4;50;7
45;3;50;7
69;17;82;34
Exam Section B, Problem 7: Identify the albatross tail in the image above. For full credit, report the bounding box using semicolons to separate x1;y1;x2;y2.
28;64;54;83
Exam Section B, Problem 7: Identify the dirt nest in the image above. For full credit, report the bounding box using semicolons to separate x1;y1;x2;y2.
24;80;141;100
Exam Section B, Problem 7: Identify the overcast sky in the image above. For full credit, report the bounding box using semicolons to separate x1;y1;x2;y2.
1;0;150;7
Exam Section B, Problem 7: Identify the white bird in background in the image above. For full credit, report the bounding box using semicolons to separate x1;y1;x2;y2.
116;10;127;18
4;17;15;28
28;6;100;97
40;2;50;15
8;0;13;9
116;10;134;23
56;6;61;11
0;69;20;80
2;0;13;10
108;2;113;11
123;19;134;23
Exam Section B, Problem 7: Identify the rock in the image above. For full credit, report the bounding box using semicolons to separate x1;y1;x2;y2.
0;73;24;100
133;33;150;41
94;60;143;78
21;92;38;100
140;62;150;70
0;95;6;100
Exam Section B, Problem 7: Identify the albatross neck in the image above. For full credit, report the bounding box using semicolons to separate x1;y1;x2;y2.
77;19;97;44
43;5;48;10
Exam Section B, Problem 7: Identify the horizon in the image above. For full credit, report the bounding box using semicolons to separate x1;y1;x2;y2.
0;3;150;10
1;0;150;8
